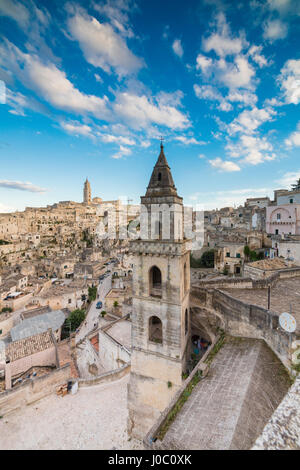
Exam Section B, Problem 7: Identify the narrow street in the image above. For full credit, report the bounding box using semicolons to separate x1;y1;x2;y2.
75;271;112;342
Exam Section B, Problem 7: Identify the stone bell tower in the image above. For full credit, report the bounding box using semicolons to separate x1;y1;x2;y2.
127;143;190;440
83;177;91;205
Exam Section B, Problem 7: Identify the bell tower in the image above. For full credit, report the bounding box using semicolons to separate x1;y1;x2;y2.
83;177;91;205
127;143;190;439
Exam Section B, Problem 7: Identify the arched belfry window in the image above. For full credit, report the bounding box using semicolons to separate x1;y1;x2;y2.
149;266;162;298
158;172;162;181
149;316;163;344
185;309;189;335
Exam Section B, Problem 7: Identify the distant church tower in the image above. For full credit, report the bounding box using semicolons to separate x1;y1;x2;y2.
127;143;190;440
83;178;91;205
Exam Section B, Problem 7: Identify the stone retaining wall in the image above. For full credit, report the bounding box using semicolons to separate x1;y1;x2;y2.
191;286;296;369
0;364;71;417
77;363;130;388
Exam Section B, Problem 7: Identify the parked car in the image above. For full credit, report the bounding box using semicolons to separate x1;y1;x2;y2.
96;301;103;309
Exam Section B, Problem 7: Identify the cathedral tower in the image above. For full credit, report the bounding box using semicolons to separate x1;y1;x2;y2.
83;178;91;205
127;143;190;439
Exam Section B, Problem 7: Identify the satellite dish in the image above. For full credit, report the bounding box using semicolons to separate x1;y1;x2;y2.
279;312;297;333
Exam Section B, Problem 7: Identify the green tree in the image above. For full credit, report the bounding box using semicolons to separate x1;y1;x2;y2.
113;301;119;308
291;178;300;191
65;309;85;332
88;286;97;302
199;250;215;268
244;245;251;261
190;251;215;268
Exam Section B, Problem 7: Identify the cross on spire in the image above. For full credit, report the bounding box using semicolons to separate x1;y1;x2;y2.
160;135;164;148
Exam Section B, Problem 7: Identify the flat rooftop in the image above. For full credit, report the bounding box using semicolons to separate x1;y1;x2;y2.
222;277;300;334
160;338;290;450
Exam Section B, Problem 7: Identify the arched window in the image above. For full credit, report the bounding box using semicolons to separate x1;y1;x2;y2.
185;309;188;335
158;172;162;181
149;316;163;344
149;266;162;297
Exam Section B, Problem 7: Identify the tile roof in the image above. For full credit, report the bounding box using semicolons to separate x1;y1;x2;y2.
6;330;54;362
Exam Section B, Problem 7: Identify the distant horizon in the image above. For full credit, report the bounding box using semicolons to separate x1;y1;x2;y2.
0;173;296;215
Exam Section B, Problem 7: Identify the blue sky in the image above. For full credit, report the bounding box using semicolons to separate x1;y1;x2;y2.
0;0;300;212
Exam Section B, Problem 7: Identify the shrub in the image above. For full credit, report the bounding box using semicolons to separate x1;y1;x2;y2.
1;307;12;313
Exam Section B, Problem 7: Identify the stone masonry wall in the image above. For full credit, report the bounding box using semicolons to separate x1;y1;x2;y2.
0;364;71;416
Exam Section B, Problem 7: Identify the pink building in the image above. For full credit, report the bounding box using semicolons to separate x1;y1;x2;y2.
266;204;300;235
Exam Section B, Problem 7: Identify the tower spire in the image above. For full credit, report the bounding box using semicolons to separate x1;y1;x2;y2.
143;142;180;199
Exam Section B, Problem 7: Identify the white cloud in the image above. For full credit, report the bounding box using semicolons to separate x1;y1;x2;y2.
263;19;288;41
0;180;47;193
196;54;213;74
194;84;233;111
113;92;189;130
0;0;29;28
140;140;151;148
60;121;94;137
100;134;136;145
188;187;274;210
6;90;28;116
227;106;276;135
68;10;142;76
195;16;256;96
172;39;183;58
175;136;206;145
0;41;110;119
277;170;300;188
93;0;136;38
202;12;247;57
220;55;255;89
209;157;240;172
194;84;257;111
248;45;268;68
278;59;300;104
94;73;103;83
285;122;300;147
227;90;258;107
227;134;274;165
112;145;132;159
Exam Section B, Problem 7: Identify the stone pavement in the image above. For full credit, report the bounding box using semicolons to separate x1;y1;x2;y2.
0;375;142;450
161;337;290;450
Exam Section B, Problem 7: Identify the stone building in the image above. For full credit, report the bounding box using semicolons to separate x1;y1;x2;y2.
127;144;190;439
